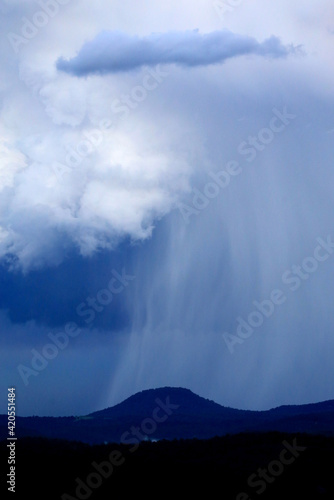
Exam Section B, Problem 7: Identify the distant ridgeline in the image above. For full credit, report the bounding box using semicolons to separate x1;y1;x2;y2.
1;387;334;444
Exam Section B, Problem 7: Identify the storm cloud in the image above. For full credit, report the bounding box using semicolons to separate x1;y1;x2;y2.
57;29;294;76
1;0;334;417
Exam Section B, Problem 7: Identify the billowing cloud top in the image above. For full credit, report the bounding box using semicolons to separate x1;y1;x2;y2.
57;29;292;75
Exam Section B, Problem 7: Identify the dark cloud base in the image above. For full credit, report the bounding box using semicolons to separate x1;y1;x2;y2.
0;241;136;332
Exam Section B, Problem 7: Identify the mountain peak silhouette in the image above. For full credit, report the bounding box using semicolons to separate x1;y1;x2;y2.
88;386;247;419
1;387;334;444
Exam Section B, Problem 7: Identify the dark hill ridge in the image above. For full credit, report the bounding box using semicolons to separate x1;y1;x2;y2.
267;399;334;416
1;387;334;444
88;386;254;419
89;387;334;420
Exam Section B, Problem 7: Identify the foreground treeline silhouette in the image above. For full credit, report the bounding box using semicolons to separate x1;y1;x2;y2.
1;432;333;499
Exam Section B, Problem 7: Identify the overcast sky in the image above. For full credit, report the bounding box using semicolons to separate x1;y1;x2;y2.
1;0;334;416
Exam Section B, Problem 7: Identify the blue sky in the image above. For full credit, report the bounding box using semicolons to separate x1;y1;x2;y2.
1;0;334;416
